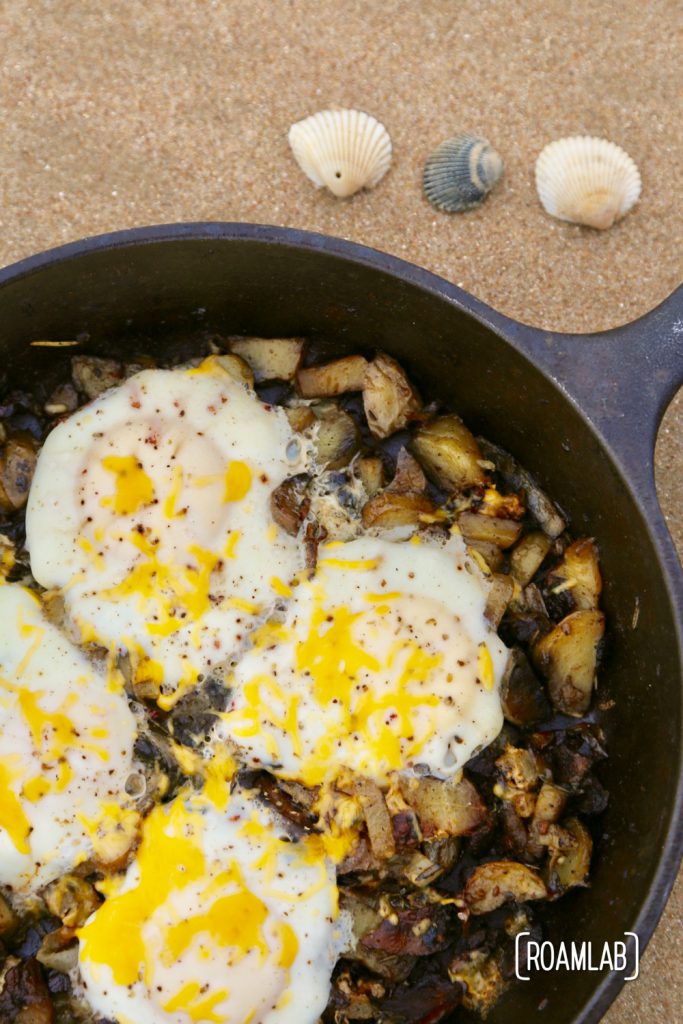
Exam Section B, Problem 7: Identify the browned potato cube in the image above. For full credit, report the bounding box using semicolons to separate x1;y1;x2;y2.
386;448;427;493
285;406;316;432
533;609;605;716
527;783;568;858
230;336;303;382
412;414;485;493
356;455;385;497
71;354;125;399
464;860;547;914
484;573;515;628
468;539;505;573
0;433;38;513
458;511;522;549
398;775;487;838
545;538;602;611
510;531;552;587
362;491;435;530
313;404;359;469
297;354;369;397
43;875;101;928
362;354;421;438
449;949;505;1013
547;816;593;892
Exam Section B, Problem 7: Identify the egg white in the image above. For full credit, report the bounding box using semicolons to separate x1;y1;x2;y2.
25;358;309;709
78;786;346;1024
220;532;508;786
0;583;137;894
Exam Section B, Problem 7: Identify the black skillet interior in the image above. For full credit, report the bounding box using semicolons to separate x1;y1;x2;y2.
0;225;681;1024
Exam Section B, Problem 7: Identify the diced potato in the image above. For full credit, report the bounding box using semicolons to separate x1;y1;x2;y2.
387;448;427;494
362;353;421;438
458;511;522;549
448;949;505;1014
398;775;487;838
353;777;396;860
0;433;38;513
361;448;434;528
231;336;303;382
510;531;552;587
285;405;316;432
270;474;310;536
484;574;515;628
547;817;593;892
297;354;369;397
496;746;541;792
71;354;125;399
412;414;485;492
533;609;605;716
36;928;79;973
469;539;505;572
545;538;602;612
494;746;542;818
464;860;548;914
527;783;568;858
500;649;551;727
356;455;385;497
313;404;360;469
362;491;435;530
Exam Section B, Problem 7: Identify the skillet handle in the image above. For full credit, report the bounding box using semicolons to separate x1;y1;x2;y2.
484;285;683;507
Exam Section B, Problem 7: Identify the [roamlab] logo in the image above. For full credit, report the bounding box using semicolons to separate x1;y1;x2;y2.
514;931;640;982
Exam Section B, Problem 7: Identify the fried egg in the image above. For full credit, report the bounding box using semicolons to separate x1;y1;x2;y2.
0;583;137;893
26;357;309;709
220;533;509;786
78;785;346;1024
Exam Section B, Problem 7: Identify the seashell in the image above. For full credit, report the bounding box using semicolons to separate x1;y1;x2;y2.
288;109;392;198
535;136;641;230
423;134;504;212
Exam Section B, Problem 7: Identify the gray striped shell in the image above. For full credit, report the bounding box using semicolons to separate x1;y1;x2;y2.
423;134;504;212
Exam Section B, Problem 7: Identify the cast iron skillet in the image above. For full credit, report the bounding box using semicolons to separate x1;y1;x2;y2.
0;223;681;1024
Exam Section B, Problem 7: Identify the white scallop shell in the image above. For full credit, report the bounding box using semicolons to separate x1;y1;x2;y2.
288;109;392;198
535;136;641;230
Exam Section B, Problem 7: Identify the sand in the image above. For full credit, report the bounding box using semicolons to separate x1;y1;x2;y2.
0;1;680;1019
